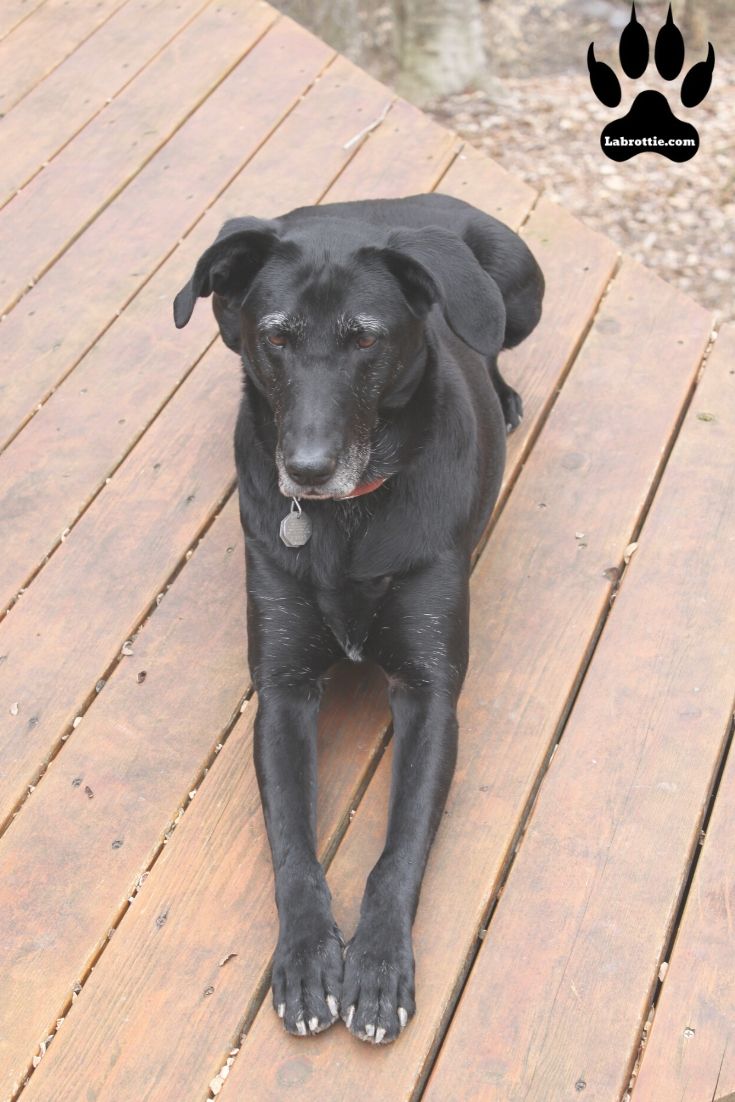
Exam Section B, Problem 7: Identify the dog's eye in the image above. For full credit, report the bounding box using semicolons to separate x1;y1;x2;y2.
356;334;377;350
267;333;288;348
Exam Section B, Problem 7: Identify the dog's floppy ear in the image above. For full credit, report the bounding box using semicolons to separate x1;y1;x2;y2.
173;217;280;330
364;226;506;358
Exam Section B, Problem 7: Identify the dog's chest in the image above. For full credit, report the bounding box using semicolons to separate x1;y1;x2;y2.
315;575;392;662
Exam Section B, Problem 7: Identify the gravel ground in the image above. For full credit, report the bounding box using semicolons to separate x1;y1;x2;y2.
358;0;734;325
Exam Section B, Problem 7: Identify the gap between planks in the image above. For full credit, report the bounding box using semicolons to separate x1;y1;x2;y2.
0;0;49;44
622;709;735;1101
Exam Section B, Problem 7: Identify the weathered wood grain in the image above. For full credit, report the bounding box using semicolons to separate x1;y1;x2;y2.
501;197;619;510
437;143;537;227
323;97;459;202
0;0;212;204
0;0;48;42
222;262;713;1102
0;14;331;451
0;0;127;114
0;343;241;832
0;0;280;314
0;498;247;1100
629;329;735;1102
17;663;392;1102
0;55;388;614
424;309;730;1102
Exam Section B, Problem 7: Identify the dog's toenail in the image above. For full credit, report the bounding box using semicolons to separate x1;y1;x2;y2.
398;1007;408;1029
365;1023;375;1038
375;1026;386;1044
345;1005;355;1028
327;994;339;1017
309;1017;319;1032
277;1003;285;1018
296;1020;307;1036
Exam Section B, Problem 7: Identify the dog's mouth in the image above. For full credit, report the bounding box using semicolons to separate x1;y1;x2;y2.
277;479;364;501
276;442;372;502
294;488;338;500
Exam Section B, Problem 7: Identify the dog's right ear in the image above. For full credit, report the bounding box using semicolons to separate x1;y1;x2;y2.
173;217;280;331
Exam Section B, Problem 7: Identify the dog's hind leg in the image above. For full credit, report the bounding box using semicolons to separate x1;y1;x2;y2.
489;355;523;433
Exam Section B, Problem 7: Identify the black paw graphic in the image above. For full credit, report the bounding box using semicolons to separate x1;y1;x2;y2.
588;3;715;162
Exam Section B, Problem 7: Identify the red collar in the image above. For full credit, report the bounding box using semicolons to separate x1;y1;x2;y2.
341;476;387;499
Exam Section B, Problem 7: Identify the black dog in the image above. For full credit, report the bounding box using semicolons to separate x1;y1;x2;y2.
174;194;544;1044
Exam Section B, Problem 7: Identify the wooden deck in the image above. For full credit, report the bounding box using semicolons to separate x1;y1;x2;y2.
0;4;733;1101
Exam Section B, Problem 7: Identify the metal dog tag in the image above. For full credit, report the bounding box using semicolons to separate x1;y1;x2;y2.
280;498;312;548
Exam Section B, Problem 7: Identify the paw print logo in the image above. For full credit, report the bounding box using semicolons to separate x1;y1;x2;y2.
588;3;715;162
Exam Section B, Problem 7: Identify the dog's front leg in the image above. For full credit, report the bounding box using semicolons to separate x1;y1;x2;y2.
246;546;343;1036
343;554;470;1043
255;686;345;1035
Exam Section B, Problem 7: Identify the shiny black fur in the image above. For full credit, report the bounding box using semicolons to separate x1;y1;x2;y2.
174;194;544;1044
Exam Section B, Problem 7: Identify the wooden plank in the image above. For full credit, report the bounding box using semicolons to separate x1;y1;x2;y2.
0;54;388;614
424;334;732;1102
0;0;127;114
423;320;732;1102
627;331;735;1102
0;14;331;452
322;97;459;202
633;741;735;1102
10;96;482;1102
0;0;212;204
0;342;241;831
500;197;618;509
222;262;713;1101
634;776;735;1102
0;59;399;1095
213;55;394;219
17;670;391;1102
437;143;537;227
0;0;279;315
0;497;246;1101
0;0;48;42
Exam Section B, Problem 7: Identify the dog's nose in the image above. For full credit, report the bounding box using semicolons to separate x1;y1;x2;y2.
284;449;338;486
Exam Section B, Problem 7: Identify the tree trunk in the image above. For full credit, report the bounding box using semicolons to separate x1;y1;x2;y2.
276;0;362;61
393;0;488;103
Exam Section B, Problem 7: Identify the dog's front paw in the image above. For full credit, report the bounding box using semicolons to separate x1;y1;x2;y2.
271;916;344;1036
341;919;416;1044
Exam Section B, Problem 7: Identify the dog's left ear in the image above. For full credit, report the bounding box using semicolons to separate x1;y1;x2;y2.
173;217;280;331
363;226;506;358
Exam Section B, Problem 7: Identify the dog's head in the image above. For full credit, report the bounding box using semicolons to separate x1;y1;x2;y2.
173;215;505;499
